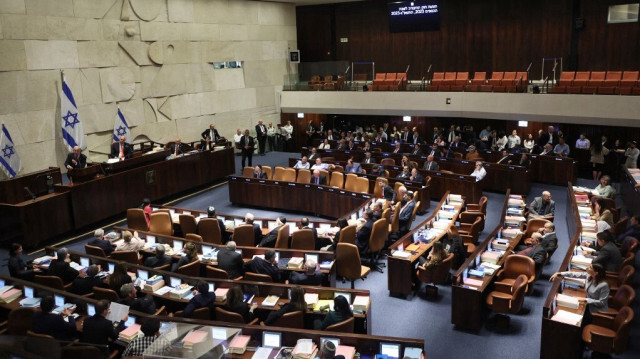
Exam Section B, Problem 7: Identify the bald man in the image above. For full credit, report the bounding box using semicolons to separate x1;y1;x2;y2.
170;138;184;156
110;136;133;159
528;191;555;219
65;146;87;170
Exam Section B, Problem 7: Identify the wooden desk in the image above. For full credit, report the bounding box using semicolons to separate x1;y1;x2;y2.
102;149;170;175
228;176;372;219
620;168;640;214
0;167;62;204
450;190;522;331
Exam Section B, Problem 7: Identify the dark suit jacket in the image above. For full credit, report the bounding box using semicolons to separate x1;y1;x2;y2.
110;142;133;159
537;132;557;147
411;149;424;156
540;233;558;253
217;248;244;279
201;128;221;141
88;238;115;256
243;257;280;282
253;171;268;179
239;136;255;152
382;185;396;202
251;223;263;246
265;302;301;325
183;292;216;318
170;143;184;155
118;293;156;314
48;259;79;284
423;161;439;171
8;255;34;281
310;175;327;185
356;220;374;253
82;314;125;346
307;153;320;162
259;225;282;248
411;174;425;185
33;311;77;341
223;302;253;323
64;153;87;169
143;254;172;268
362;157;376;164
289;271;324;286
255;124;267;138
593;241;623;272
527;245;547;267
529;197;556;217
71;275;106;295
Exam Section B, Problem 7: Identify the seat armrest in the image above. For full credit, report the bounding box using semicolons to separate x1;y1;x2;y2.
592;313;615;328
460;223;472;232
259;321;266;327
153;305;167;316
233;276;244;281
466;204;481;211
494;281;513;293
495;269;505;279
248;318;260;325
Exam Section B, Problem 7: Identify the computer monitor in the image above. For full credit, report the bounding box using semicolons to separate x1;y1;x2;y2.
54;294;65;308
379;343;401;359
305;254;318;267
319;223;331;230
235;249;242;256
173;240;183;251
216;216;225;221
24;286;34;299
268;221;277;230
211;327;227;340
475;255;481;267
320;337;340;348
262;331;282;348
202;245;212;254
146;235;156;245
234;218;244;226
208;283;215;292
124;315;136;328
462;268;469;282
108;263;115;273
170;277;181;288
87;304;96;316
137;269;149;281
80;257;90;268
254;220;263;228
351;213;357;221
487;240;492;251
0;279;4;288
274;251;280;262
334;292;351;303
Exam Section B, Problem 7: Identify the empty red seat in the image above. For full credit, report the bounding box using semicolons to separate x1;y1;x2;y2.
373;73;386;86
471;72;487;85
488;72;504;86
620;71;639;87
431;72;445;86
602;71;622;87
502;71;517;85
587;71;605;87
383;73;397;85
572;71;590;87
455;72;469;85
442;72;457;85
558;71;575;86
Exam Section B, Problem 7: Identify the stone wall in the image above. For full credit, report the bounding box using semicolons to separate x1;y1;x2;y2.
0;0;296;175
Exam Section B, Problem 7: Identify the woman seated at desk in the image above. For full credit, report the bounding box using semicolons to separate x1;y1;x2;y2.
223;285;257;323
263;286;307;326
171;242;198;272
316;295;353;330
549;263;609;324
107;262;131;293
418;241;448;267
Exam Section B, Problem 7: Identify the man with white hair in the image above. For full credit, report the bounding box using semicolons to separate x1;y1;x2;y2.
288;259;324;286
528;191;555;219
244;213;263;246
64;146;86;170
87;228;115;255
470;161;487;182
310;169;327;185
110;135;133;159
217;241;244;279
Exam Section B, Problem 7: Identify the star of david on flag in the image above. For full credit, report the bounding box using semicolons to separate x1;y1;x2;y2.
0;124;22;178
113;107;131;143
60;79;86;152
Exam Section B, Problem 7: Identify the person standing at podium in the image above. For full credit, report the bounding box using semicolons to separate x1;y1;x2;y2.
64;146;86;170
110;135;133;159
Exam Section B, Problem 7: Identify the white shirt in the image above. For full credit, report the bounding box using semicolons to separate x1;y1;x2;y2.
294;161;310;169
233;133;242;143
267;126;276;136
284;124;293;136
319;143;331;149
470;166;487;182
496;136;508;150
311;163;329;170
507;135;521;148
575;138;591;149
523;139;535;151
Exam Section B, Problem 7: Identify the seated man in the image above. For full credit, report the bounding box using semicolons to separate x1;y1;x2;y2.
122;318;165;357
392;142;402;154
115;230;145;252
517;235;547;268
243;249;280;282
616;214;640;244
243;212;264;246
110;135;133;159
528;191;555;219
307;147;320;162
411;144;423;156
345;158;362;173
355;210;375;254
517;222;557;254
48;248;79;284
583;230;623;272
470;161;487;182
144;245;172;268
310;169;327;185
88;229;116;256
396;165;411;180
371;165;385;177
169;138;184;156
293;156;310;169
423;154;439;171
118;283;157;314
409;168;425;185
311;158;329;171
33;295;77;341
182;280;216;318
289;260;324;286
363;151;375;164
217;241;244;279
497;150;511;164
553;137;570;157
593;175;616;199
539;143;554;155
82;299;128;349
71;264;106;295
259;216;286;247
252;165;268;179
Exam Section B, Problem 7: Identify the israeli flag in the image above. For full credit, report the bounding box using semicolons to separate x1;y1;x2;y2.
0;124;22;178
60;79;86;151
113;107;131;143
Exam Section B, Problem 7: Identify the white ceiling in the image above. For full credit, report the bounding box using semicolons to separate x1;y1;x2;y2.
259;0;366;6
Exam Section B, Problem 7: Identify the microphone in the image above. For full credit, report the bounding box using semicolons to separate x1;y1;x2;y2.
526;62;532;73
24;186;36;202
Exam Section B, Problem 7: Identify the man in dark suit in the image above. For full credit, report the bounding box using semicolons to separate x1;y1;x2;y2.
445;125;459;144
207;206;229;243
528;191;555;219
518;236;547;268
289;259;324;285
259;216;286;247
239;129;255;168
410;144;423;156
586;230;622;272
217;241;244;279
392;142;402;154
255;119;267;155
8;243;38;281
48;248;79;284
347;140;358;151
243;249;280;282
363;151;375;164
361;141;372;153
311;169;327;185
253;165;268;179
118;283;156;314
537;125;557;148
71;265;106;295
423;155;439;171
110;136;133;159
201;123;221;143
307;147;321;162
88;228;115;256
82;299;127;349
64;146;87;170
398;191;416;236
170;138;184;156
378;180;396;202
32;296;77;341
396;165;411;180
143;245;172;268
412;130;424;145
356;210;375;254
409;168;425;185
244;213;263;245
427;144;442;158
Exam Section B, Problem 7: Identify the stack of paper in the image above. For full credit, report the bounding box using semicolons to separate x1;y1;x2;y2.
506;207;524;216
564;277;586;288
508;198;525;207
577;206;592;215
262;295;279;307
252;347;274;359
491;239;510;251
335;345;356;359
183;329;208;349
304;293;319;309
313;299;333;312
214;288;229;302
319;261;334;270
448;194;463;203
574;194;590;204
353;296;370;312
479;262;501;275
581;219;596;231
69;262;85;271
580;231;597;244
432;220;451;230
556;293;580;309
118;323;141;342
169;284;193;299
143;276;165;292
552;310;583;326
570;255;592;269
33;256;52;265
229;335;251;354
154;286;173;296
392;250;411;259
288;257;304;269
480;251;503;264
0;288;22;304
438;210;455;219
463;277;484;287
19;297;41;307
500;228;521;239
505;216;526;226
292;339;317;359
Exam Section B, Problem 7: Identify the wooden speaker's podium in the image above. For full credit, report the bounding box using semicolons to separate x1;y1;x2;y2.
67;163;103;183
